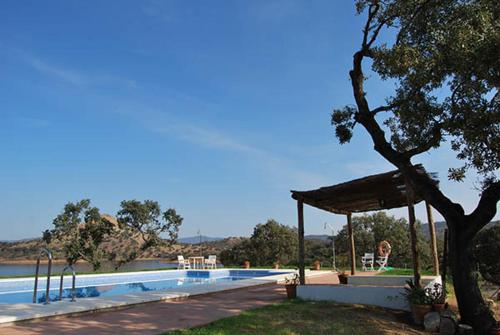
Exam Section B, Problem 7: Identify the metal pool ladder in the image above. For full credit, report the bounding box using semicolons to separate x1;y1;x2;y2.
59;264;76;302
33;247;52;304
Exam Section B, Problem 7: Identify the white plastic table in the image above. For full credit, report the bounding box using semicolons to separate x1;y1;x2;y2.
188;256;205;269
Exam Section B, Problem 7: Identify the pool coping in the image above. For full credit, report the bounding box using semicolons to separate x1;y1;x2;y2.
0;269;328;325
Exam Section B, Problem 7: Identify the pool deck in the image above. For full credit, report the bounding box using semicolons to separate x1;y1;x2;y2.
1;272;337;335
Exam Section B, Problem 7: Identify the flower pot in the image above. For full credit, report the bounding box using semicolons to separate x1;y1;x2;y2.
410;304;432;325
313;261;321;271
285;284;297;299
273;263;280;269
433;303;446;313
337;273;349;284
243;261;250;269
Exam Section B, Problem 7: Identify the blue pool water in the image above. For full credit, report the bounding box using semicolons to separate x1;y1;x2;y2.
0;270;288;305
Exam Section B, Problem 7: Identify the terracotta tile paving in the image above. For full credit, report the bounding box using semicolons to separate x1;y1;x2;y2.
0;273;337;335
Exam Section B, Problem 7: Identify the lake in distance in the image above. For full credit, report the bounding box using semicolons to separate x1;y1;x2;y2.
0;259;178;277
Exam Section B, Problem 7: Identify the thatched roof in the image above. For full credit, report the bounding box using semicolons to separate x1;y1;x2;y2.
290;165;438;215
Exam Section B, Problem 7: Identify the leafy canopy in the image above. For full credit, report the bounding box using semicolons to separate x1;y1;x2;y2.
334;212;432;269
46;199;114;271
45;199;183;270
332;0;499;185
112;200;183;268
473;224;500;285
220;219;297;267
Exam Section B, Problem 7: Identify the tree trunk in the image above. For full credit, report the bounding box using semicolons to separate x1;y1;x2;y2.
448;221;496;334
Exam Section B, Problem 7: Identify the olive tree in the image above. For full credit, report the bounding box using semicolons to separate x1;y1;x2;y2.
219;219;297;267
331;1;498;332
47;199;114;271
111;200;183;268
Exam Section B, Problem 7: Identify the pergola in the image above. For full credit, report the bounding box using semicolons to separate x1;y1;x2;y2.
291;165;440;285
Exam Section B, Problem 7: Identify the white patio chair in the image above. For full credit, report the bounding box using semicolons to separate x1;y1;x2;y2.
376;255;389;271
361;253;374;271
177;255;191;270
205;255;217;269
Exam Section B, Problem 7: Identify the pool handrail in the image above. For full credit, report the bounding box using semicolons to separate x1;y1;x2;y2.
33;247;53;304
59;264;76;302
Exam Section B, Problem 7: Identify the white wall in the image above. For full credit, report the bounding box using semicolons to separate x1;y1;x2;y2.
297;285;409;311
297;275;442;311
348;275;441;287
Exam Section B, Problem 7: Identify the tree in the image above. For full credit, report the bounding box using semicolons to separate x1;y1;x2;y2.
111;200;183;268
249;219;298;266
219;219;298;267
47;199;114;271
334;212;431;269
331;1;498;331
219;238;252;266
473;224;500;285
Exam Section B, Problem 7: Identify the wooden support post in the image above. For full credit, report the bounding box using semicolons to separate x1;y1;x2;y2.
425;201;440;276
442;228;448;293
297;200;305;285
347;212;356;275
405;180;421;287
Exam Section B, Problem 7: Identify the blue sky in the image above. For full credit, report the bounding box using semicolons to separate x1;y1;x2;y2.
0;0;496;240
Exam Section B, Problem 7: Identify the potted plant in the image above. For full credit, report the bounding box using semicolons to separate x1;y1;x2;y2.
313;260;321;270
284;273;299;299
402;280;433;325
426;283;447;312
337;271;349;284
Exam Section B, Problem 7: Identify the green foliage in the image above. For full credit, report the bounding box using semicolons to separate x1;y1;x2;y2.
304;238;333;267
111;200;183;268
473;224;500;285
47;199;114;271
402;280;432;305
45;199;183;271
219;239;253;266
332;0;499;184
334;212;433;269
220;219;297;267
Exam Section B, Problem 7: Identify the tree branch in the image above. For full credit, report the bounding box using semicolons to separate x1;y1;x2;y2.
349;8;465;224
465;181;500;239
370;103;397;115
362;4;379;49
366;17;391;48
402;125;442;158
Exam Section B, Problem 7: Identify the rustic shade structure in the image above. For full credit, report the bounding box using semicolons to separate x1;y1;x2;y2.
291;165;439;285
291;166;435;214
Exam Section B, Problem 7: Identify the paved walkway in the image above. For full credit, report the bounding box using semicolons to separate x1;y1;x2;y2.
1;273;337;335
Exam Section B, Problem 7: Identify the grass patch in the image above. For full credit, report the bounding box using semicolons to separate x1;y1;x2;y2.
377;268;434;276
163;299;424;335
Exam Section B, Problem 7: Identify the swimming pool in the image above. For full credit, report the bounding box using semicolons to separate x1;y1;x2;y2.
0;269;289;305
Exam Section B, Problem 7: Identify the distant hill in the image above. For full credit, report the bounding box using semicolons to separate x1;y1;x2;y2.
177;236;224;245
1;220;497;262
421;221;447;237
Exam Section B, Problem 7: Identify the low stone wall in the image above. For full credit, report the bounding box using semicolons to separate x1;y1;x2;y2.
297;275;442;311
